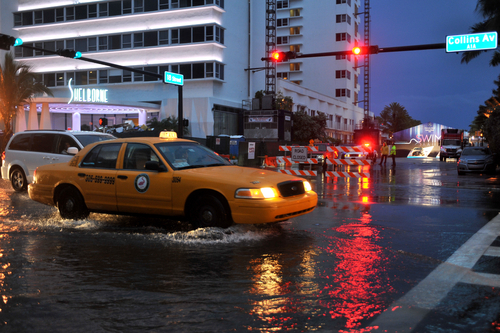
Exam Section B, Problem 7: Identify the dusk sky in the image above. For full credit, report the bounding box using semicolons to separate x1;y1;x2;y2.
369;0;498;130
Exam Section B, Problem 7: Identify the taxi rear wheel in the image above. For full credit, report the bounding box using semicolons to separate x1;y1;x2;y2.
57;187;89;220
192;195;231;228
10;168;27;192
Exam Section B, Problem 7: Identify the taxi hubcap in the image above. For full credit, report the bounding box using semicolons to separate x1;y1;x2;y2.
65;199;75;211
201;210;213;222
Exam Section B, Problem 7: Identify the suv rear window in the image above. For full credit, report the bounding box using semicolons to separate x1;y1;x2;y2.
8;134;30;151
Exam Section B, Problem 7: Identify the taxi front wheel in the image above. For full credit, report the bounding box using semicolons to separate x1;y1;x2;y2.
192;195;231;228
57;187;89;220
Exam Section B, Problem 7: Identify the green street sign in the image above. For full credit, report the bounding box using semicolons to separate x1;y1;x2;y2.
446;32;498;53
163;71;184;86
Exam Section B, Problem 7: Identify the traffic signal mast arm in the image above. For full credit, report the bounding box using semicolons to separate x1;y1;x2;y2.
263;43;447;61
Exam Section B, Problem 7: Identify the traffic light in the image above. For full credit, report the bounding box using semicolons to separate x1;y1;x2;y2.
270;50;296;62
98;118;108;126
352;45;379;55
57;49;82;59
0;34;22;50
183;119;189;127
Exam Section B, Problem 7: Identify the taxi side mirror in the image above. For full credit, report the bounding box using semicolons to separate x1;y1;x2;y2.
67;147;79;155
145;161;167;172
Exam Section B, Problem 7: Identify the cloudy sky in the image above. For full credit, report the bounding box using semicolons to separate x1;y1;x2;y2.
368;0;498;129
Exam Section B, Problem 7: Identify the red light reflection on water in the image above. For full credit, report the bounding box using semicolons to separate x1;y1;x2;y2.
319;211;393;331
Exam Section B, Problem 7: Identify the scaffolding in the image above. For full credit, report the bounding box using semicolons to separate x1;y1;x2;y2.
265;0;277;95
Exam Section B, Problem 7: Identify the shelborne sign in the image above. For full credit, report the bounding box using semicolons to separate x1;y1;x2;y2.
67;78;108;104
446;31;498;53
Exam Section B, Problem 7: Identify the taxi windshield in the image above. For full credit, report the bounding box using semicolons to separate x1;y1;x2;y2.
154;142;231;170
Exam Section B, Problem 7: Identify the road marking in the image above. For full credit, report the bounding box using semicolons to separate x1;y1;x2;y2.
369;213;500;331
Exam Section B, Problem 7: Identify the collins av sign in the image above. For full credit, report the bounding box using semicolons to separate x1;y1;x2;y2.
446;31;498;53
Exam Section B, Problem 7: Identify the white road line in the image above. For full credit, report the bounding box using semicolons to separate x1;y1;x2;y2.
369;213;500;332
484;246;500;257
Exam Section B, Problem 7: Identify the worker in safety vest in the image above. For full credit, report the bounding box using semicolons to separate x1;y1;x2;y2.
390;143;397;166
379;142;389;165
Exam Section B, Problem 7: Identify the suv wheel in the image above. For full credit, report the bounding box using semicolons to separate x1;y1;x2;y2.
10;168;27;192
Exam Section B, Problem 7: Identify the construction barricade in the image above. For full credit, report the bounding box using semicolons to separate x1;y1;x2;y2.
272;145;372;178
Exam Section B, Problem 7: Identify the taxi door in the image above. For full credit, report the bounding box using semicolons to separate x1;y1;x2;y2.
115;143;173;215
75;143;122;212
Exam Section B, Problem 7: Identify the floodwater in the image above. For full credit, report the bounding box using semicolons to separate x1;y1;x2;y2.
0;158;499;332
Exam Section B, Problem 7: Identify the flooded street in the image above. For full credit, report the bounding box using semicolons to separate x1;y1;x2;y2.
1;158;500;332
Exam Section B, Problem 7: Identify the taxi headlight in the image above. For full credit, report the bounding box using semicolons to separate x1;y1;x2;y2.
235;187;278;199
303;181;312;192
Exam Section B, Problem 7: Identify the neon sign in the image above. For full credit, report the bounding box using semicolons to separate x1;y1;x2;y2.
67;78;108;104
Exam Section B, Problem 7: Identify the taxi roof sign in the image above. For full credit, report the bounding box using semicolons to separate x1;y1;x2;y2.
160;131;178;139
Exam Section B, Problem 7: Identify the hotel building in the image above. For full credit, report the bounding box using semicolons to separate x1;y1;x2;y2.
1;0;364;142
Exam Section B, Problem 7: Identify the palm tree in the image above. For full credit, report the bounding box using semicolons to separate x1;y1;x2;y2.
461;0;500;66
376;102;421;137
0;52;53;151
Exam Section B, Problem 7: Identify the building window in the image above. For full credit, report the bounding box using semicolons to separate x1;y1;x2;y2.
290;9;300;17
277;18;289;27
277;72;288;80
56;73;65;86
336;0;351;5
336;14;351;24
277;0;289;9
158;30;169;45
335;70;351;79
335;89;351;98
99;3;109;16
99;37;108;50
277;36;289;45
289;27;300;35
336;33;351;43
99;70;108;84
123;34;132;48
289;63;300;71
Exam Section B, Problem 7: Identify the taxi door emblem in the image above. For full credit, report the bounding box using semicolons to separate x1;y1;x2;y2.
135;173;150;193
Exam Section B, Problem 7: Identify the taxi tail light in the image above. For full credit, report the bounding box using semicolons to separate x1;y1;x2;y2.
235;187;278;199
1;151;4;161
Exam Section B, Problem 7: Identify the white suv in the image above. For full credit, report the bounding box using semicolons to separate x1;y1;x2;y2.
1;130;115;191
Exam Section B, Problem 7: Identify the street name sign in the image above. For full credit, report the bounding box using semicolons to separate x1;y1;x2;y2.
446;32;498;53
163;71;184;86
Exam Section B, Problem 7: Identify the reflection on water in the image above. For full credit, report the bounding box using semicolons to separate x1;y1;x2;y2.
319;211;391;331
246;247;320;331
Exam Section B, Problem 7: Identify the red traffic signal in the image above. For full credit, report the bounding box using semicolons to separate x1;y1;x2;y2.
270;50;296;62
98;118;108;126
352;45;379;55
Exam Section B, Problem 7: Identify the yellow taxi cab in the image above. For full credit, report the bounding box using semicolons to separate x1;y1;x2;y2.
28;131;317;228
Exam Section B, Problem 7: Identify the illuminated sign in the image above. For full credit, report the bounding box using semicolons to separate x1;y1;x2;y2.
163;71;184;86
446;32;498;53
67;78;108;104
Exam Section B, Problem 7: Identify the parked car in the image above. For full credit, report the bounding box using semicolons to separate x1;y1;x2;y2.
28;131;317;228
1;130;115;191
457;146;496;175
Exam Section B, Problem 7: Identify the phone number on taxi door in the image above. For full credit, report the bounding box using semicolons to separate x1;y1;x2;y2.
85;175;115;185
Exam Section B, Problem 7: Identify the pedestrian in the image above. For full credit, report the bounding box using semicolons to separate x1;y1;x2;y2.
379;142;389;165
390;143;397;166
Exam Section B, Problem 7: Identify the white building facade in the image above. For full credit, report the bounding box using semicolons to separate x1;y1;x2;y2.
1;0;364;142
